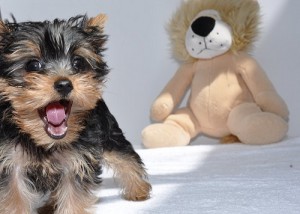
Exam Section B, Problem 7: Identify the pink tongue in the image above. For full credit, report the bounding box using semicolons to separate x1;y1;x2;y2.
46;102;66;126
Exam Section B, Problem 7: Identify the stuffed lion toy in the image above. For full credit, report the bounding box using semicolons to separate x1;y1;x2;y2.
142;0;289;148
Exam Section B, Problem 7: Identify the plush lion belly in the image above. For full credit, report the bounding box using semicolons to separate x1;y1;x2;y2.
189;53;254;137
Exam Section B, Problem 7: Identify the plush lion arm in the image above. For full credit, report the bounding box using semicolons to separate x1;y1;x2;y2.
238;53;289;120
150;63;195;121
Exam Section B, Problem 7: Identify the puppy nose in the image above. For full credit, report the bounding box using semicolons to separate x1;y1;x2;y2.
191;16;215;37
54;79;73;96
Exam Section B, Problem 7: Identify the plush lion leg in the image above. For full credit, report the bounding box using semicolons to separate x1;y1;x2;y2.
227;103;288;145
142;107;201;148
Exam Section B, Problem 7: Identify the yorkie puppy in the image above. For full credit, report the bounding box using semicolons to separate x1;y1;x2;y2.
0;14;151;214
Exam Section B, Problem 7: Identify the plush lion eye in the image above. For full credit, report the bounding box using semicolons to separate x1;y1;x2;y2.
72;56;88;72
26;60;43;72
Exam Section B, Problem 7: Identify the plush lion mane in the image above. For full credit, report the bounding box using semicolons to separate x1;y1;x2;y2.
168;0;260;62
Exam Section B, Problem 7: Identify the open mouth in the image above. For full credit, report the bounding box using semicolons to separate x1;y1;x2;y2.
39;100;72;139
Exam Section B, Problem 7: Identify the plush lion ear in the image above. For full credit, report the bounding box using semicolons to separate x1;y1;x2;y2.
87;14;107;28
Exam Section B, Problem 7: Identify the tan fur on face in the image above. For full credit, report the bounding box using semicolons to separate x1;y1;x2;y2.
0;72;103;146
103;151;151;201
5;40;41;62
74;47;103;67
168;0;260;62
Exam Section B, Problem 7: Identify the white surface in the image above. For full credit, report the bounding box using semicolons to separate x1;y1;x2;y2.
0;0;299;147
96;137;300;214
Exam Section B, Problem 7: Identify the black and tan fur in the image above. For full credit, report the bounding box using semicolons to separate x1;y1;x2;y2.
0;14;151;214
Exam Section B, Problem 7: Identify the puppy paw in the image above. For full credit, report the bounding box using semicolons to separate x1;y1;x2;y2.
123;180;152;201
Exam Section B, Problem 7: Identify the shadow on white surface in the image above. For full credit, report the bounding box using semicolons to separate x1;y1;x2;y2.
95;137;300;214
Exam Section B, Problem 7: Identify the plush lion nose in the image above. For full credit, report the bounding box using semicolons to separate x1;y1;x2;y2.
191;16;216;37
54;79;73;96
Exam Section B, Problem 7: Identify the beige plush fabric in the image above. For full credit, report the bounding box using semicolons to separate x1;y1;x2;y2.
142;52;288;147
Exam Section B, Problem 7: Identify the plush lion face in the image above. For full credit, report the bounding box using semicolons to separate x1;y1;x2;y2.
168;0;260;62
185;9;233;59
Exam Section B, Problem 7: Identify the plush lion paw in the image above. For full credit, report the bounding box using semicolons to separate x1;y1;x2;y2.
150;94;175;121
142;123;190;148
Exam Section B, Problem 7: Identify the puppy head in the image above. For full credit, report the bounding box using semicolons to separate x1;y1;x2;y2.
0;14;109;146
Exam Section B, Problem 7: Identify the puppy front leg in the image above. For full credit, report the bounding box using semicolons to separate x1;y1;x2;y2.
98;101;151;200
103;149;151;201
52;174;97;214
0;169;40;214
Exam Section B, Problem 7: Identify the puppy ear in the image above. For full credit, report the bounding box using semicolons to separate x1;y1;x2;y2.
87;14;107;28
0;20;9;33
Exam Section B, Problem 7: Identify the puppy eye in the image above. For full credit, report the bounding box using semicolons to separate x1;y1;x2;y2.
72;56;88;72
26;60;43;72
